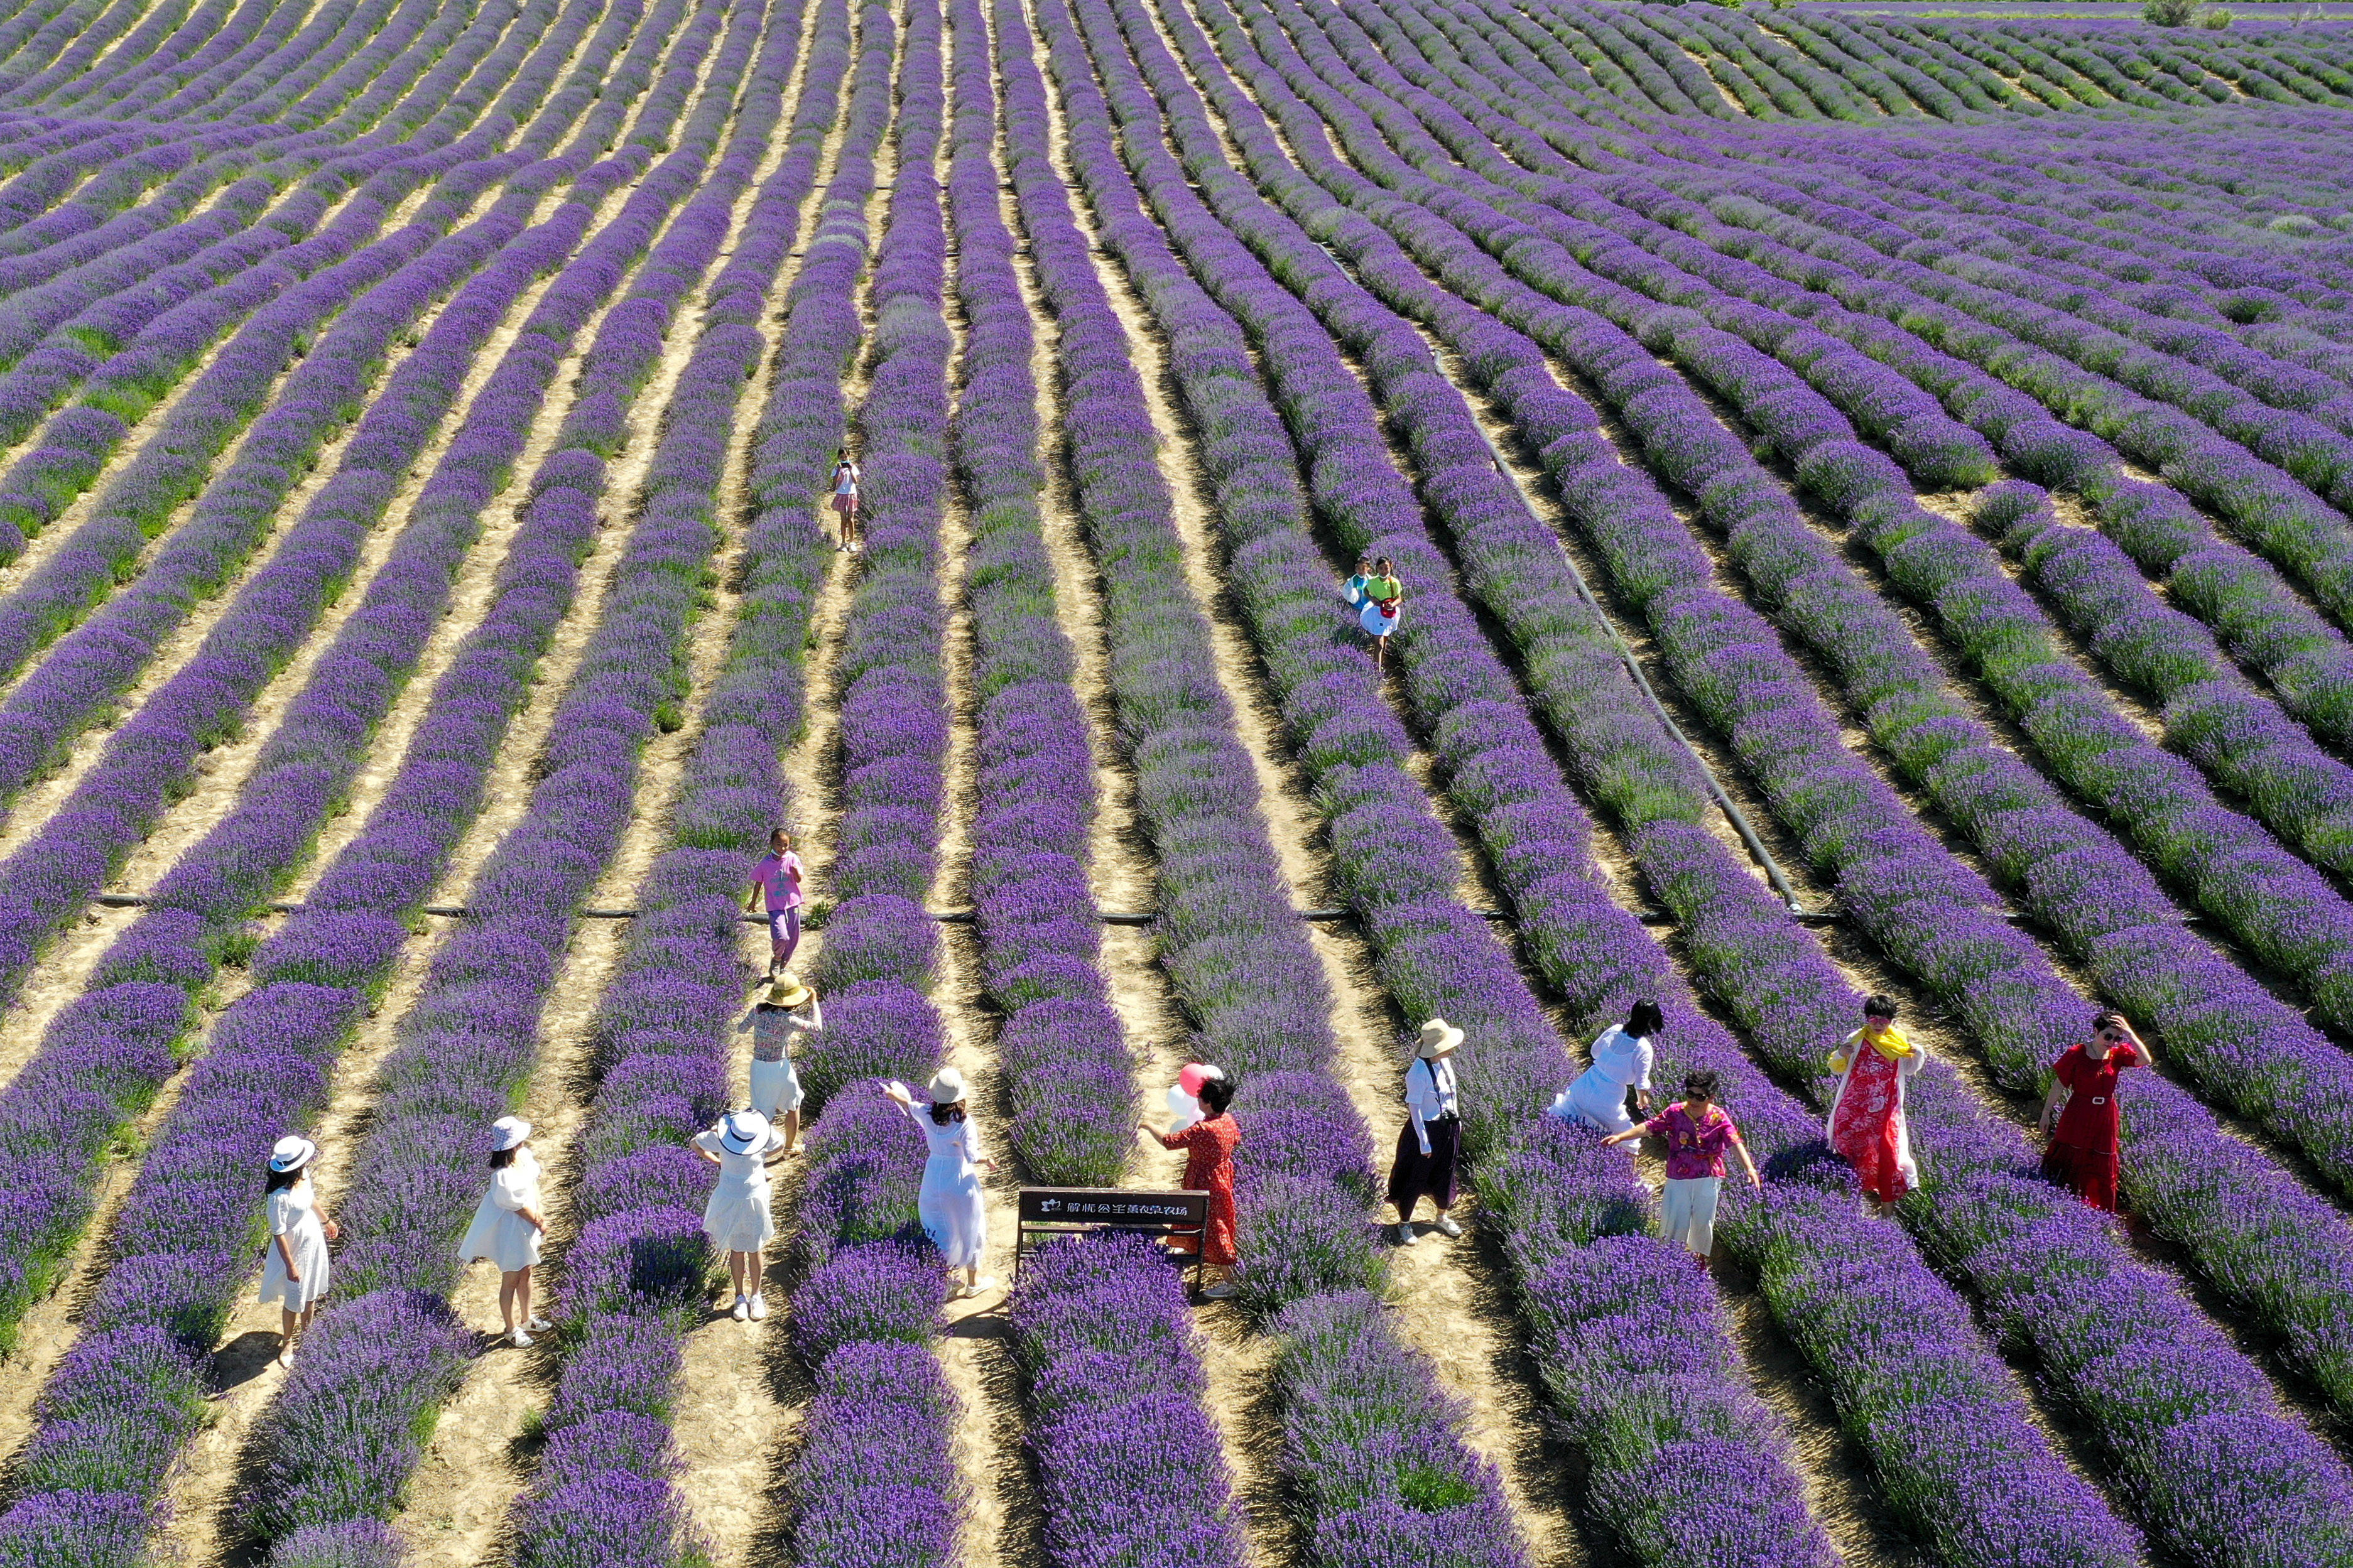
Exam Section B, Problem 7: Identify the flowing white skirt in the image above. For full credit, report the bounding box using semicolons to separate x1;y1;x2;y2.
1360;600;1398;637
918;1159;986;1268
458;1194;542;1272
750;1055;803;1118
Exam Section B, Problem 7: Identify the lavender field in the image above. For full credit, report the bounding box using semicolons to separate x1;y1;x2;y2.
0;0;2344;1560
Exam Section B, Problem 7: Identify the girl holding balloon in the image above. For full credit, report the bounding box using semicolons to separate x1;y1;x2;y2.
1139;1063;1241;1301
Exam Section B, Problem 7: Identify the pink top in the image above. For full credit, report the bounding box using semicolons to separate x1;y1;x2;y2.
751;850;804;911
1644;1103;1743;1181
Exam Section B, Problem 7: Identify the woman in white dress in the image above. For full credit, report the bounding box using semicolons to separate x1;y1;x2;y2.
693;1109;789;1321
457;1116;549;1346
884;1069;1000;1299
258;1135;337;1366
736;973;819;1154
1551;1000;1663;1137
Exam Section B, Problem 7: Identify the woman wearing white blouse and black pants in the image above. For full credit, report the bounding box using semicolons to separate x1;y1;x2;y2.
1388;1020;1464;1246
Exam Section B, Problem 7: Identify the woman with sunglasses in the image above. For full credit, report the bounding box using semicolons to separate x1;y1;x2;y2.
2039;1010;2153;1213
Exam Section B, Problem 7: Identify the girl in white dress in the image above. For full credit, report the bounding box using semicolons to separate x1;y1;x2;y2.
736;974;819;1154
1551;1000;1663;1137
693;1109;788;1321
258;1135;337;1366
457;1116;550;1346
884;1069;1000;1299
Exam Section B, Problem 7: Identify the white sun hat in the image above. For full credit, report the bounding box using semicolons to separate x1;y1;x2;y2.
268;1135;318;1174
492;1116;531;1151
719;1109;773;1155
1416;1019;1465;1059
926;1068;967;1105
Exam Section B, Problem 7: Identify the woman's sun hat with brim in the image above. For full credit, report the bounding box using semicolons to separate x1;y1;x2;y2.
768;973;814;1008
492;1116;531;1151
719;1110;773;1155
1416;1019;1465;1059
269;1135;318;1174
927;1068;967;1106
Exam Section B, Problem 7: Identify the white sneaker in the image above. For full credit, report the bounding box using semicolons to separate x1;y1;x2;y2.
1432;1214;1462;1239
731;1294;750;1321
510;1329;533;1348
970;1275;998;1295
747;1294;769;1321
1394;1222;1418;1246
849;539;864;553
525;1316;552;1332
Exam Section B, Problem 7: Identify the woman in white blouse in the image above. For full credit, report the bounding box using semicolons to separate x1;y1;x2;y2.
258;1135;337;1366
886;1069;1001;1299
1388;1020;1464;1246
1552;1000;1663;1137
459;1116;549;1346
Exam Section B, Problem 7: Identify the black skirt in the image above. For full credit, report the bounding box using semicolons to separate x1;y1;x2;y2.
1386;1115;1460;1216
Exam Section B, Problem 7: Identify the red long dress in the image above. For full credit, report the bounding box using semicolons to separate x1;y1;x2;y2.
1157;1113;1239;1266
1828;1045;1913;1204
2043;1041;2144;1211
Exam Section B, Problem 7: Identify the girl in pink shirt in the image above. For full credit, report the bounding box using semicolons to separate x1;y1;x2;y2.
1603;1069;1761;1268
744;828;805;978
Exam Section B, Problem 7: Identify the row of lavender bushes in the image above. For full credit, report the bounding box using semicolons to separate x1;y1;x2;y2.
946;6;1255;1564
773;8;987;1564
502;5;858;1558
0;0;692;1360
0;9;741;1558
1068;0;2067;1560
1017;3;1600;1562
1260;0;2353;1427
1225;1;2353;1552
0;0;717;1011
235;3;799;1555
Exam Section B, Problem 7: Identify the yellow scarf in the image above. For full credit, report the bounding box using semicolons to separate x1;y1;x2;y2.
1860;1023;1915;1062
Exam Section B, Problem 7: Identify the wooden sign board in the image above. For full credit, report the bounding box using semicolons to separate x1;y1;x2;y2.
1014;1187;1209;1284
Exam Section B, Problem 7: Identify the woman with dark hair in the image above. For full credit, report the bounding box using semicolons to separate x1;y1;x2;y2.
458;1116;548;1345
1826;995;1925;1214
1604;1069;1760;1268
829;446;862;552
258;1135;337;1366
1140;1067;1241;1301
1553;999;1663;1136
886;1069;1001;1300
2040;1010;2151;1213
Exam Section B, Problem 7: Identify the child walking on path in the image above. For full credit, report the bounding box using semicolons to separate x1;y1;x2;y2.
1358;556;1401;669
737;973;818;1154
829;446;862;553
746;828;805;979
457;1116;548;1345
259;1136;337;1366
1140;1069;1241;1301
887;1069;1000;1299
1604;1069;1761;1268
694;1110;789;1321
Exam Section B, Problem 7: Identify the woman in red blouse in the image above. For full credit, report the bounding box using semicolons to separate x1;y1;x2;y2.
1141;1071;1241;1301
2040;1010;2152;1213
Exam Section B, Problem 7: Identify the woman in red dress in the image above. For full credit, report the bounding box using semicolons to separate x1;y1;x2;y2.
1826;994;1925;1215
2040;1010;2151;1213
1141;1071;1241;1301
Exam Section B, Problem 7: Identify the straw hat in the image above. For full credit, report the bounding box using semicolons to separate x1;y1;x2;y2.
268;1135;318;1174
719;1110;773;1155
927;1068;967;1106
491;1116;531;1151
768;973;813;1008
1416;1019;1464;1059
